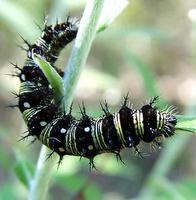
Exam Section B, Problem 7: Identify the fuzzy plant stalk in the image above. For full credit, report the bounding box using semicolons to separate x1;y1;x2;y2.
62;1;103;108
28;1;105;200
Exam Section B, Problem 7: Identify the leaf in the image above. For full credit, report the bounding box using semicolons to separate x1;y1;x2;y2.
176;115;196;132
32;53;65;107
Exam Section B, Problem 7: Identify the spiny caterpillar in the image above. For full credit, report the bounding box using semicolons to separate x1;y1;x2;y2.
11;16;177;169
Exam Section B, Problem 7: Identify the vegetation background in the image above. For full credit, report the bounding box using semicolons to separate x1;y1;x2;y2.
0;0;196;199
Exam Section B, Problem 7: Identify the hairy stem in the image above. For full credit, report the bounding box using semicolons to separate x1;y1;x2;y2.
28;1;104;200
63;0;104;108
28;146;54;200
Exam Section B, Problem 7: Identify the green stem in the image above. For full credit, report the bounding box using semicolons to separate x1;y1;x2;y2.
28;1;104;200
28;146;55;200
63;0;104;109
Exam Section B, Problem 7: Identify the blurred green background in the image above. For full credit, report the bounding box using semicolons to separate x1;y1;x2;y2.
0;0;196;199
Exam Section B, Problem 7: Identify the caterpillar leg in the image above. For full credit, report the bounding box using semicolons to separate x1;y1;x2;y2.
149;96;159;106
100;100;110;116
17;131;32;142
114;150;125;165
57;155;64;169
89;158;97;171
28;137;37;146
46;150;55;161
134;146;144;158
153;139;163;148
122;92;129;107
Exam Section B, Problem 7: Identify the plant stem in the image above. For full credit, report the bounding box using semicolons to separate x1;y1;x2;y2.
28;146;55;200
28;1;104;200
63;0;104;109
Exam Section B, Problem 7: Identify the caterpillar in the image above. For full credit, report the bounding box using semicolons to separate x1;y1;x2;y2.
11;16;79;110
12;16;177;169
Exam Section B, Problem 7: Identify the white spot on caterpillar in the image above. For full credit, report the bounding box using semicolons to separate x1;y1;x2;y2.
38;83;42;87
59;147;65;152
84;127;90;132
23;102;30;108
21;74;26;81
40;121;47;127
60;128;66;134
88;145;93;150
49;84;52;89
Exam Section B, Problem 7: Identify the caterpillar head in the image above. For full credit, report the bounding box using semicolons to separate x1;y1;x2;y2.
162;113;177;137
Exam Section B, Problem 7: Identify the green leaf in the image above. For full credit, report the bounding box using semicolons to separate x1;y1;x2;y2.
32;53;64;107
176;115;196;132
13;159;34;188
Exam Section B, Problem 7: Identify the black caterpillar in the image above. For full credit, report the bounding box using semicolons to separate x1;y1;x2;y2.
12;16;177;169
